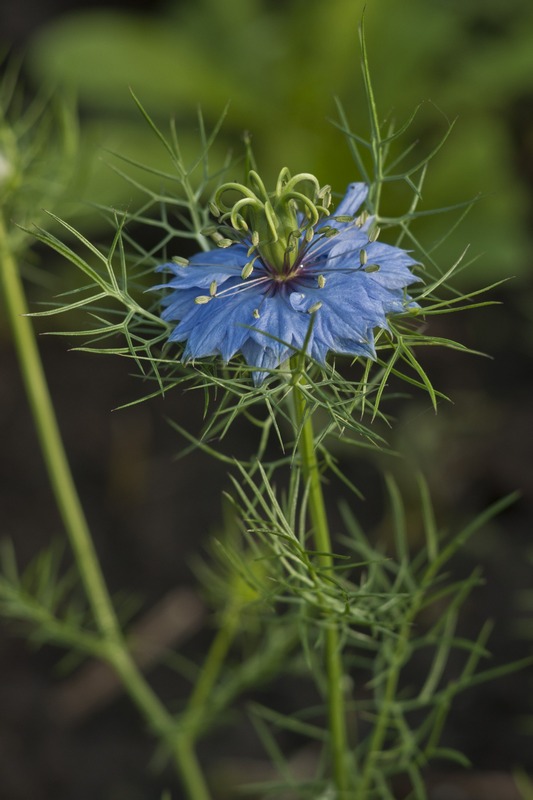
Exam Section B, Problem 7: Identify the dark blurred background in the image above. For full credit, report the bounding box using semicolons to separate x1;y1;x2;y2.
1;1;533;798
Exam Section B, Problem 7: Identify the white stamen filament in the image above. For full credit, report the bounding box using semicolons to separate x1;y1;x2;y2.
211;274;271;301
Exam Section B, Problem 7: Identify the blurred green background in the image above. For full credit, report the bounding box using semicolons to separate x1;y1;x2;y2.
17;0;533;285
1;1;533;798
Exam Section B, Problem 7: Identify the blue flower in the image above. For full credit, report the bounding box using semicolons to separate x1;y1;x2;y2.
155;179;419;384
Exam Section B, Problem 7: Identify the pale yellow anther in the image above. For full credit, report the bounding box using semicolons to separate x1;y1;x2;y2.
241;261;254;280
368;223;380;243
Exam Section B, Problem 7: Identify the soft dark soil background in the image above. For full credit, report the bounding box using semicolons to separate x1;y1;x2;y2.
1;2;533;799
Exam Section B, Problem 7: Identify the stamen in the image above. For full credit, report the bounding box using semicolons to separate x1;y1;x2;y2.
172;256;189;266
317;184;332;208
195;295;211;304
308;301;323;313
302;236;375;274
364;264;380;273
241;260;255;280
297;228;343;268
209;280;217;296
324;228;340;238
359;249;367;266
253;308;260;319
368;222;380;243
318;274;326;288
214;274;271;300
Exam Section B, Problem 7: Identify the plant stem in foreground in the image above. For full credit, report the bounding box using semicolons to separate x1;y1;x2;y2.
291;379;350;797
0;214;211;800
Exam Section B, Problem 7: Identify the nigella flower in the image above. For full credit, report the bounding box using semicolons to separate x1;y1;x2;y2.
154;170;420;384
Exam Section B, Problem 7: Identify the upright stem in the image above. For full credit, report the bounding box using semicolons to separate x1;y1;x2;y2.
0;214;211;800
291;377;350;797
0;215;119;639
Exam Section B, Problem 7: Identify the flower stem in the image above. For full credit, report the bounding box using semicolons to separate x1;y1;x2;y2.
291;376;350;797
0;213;211;800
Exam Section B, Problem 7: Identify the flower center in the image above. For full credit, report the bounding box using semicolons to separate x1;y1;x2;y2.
211;168;332;276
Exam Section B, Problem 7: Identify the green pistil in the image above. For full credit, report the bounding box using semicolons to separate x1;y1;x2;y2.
214;168;331;277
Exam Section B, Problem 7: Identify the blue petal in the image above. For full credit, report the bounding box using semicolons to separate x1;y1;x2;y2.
157;244;250;289
161;287;201;320
318;227;369;268
331;182;368;218
172;281;265;361
240;339;286;385
248;292;310;358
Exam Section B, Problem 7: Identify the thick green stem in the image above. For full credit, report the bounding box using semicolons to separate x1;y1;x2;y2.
0;213;211;800
291;378;350;797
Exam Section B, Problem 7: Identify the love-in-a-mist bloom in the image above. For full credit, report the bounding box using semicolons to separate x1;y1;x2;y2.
155;171;419;383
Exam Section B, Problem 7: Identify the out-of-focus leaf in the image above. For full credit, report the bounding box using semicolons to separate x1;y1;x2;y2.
24;0;533;283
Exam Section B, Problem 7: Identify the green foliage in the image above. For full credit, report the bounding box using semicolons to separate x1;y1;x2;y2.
200;471;523;797
0;57;78;258
0;540;104;657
